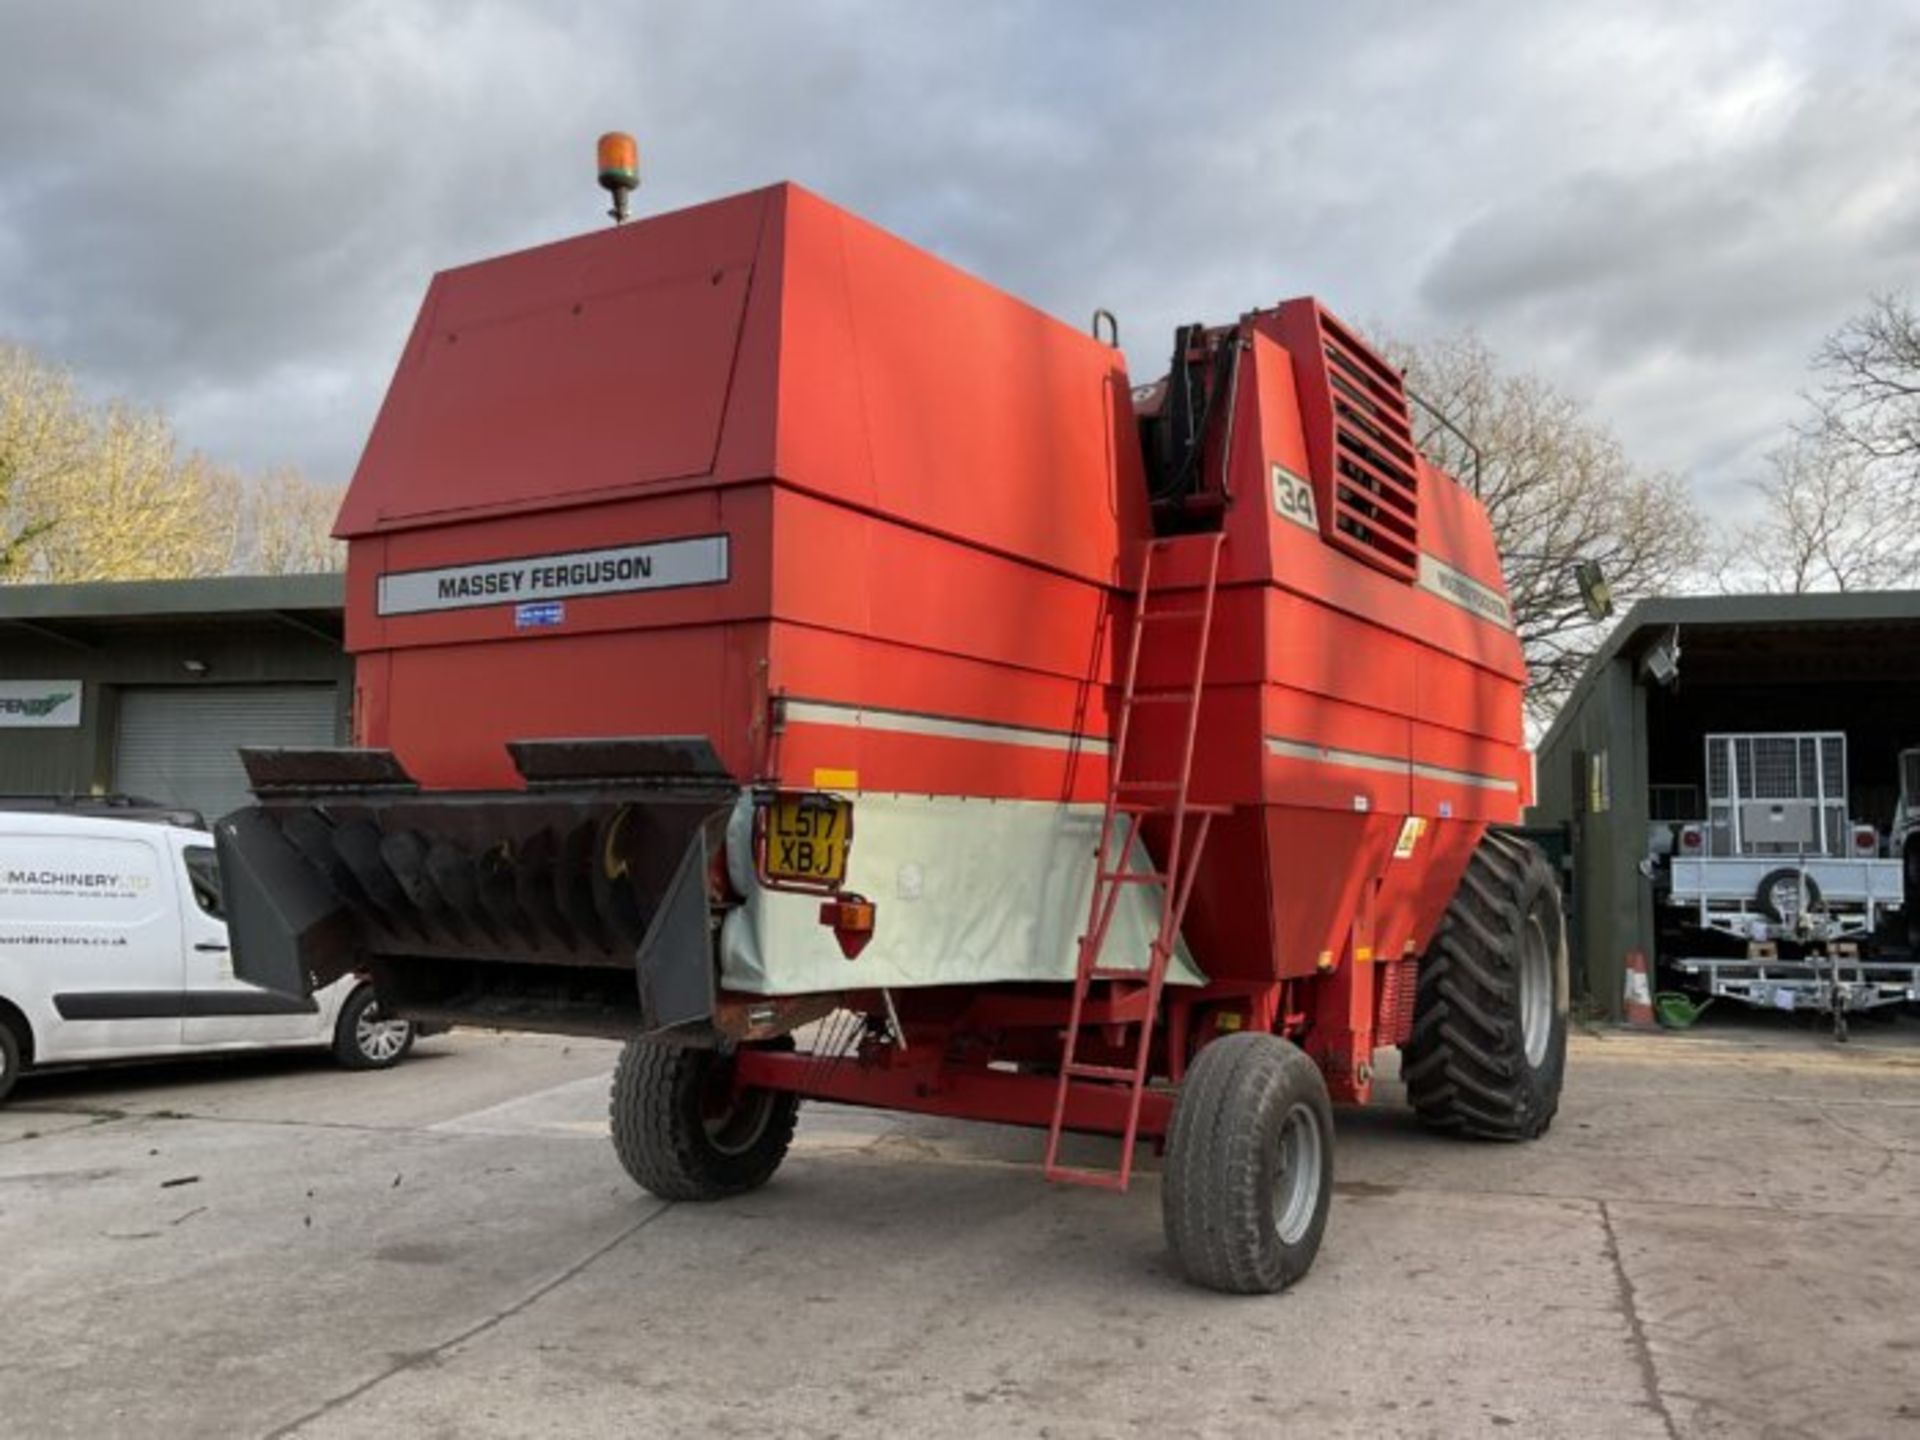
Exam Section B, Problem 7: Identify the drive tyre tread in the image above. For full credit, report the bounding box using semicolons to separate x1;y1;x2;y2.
1402;830;1568;1141
0;1019;20;1107
1163;1032;1335;1295
610;1036;799;1202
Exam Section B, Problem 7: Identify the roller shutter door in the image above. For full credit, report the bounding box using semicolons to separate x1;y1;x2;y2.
113;685;340;822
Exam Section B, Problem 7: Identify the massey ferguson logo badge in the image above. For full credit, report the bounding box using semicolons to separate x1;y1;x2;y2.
377;535;731;617
1272;464;1318;530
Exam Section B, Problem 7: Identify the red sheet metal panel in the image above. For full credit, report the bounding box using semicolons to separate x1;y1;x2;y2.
338;189;773;534
772;187;1145;587
340;185;1141;809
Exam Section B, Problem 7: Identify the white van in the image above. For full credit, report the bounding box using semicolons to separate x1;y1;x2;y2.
0;799;414;1105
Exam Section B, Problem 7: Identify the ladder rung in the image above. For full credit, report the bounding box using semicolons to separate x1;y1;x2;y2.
1048;527;1220;1190
1113;794;1228;817
1045;1166;1130;1191
1109;799;1230;816
1066;1061;1137;1083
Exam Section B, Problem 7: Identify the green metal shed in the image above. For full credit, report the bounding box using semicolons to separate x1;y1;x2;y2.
0;575;348;821
1529;590;1920;1016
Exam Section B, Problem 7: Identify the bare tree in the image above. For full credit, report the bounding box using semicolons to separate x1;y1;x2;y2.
0;340;345;583
1724;436;1920;594
1813;293;1920;470
1721;294;1920;595
233;468;346;575
20;401;238;584
1390;332;1706;719
0;343;87;577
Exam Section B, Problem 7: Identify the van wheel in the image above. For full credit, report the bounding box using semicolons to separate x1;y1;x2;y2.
334;986;415;1071
0;1021;20;1106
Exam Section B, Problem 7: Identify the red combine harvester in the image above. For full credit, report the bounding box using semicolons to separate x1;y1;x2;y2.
219;176;1565;1293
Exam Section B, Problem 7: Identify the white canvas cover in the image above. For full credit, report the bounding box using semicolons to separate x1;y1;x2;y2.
720;794;1205;994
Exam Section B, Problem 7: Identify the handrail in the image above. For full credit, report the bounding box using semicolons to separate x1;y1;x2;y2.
1403;383;1484;497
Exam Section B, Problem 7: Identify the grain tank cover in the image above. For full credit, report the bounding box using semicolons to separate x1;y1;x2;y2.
334;182;1140;595
336;189;768;532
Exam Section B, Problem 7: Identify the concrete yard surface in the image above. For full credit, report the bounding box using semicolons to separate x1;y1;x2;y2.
1;1016;1917;1438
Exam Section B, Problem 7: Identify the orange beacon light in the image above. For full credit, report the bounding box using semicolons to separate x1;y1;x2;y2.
597;132;639;223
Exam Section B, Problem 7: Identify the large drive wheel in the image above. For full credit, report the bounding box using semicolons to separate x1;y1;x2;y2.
1403;829;1568;1140
1162;1032;1335;1294
610;1036;800;1201
0;1019;21;1107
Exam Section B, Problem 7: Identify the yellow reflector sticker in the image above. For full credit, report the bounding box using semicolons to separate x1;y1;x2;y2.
812;767;860;792
1393;815;1427;859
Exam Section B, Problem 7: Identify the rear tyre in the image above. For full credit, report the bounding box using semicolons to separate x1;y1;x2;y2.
333;986;416;1071
610;1035;800;1201
0;1020;20;1107
1402;829;1568;1140
1162;1032;1335;1295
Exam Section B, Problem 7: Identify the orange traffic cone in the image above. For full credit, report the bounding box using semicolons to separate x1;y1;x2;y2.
1622;949;1657;1029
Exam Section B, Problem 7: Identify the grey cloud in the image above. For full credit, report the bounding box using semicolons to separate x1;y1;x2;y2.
0;0;1916;512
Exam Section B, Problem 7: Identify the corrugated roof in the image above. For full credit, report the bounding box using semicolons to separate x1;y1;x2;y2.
1538;589;1920;757
0;573;343;621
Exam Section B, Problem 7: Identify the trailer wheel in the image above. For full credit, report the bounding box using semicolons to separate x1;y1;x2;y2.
1756;868;1822;926
1162;1032;1334;1295
1403;830;1567;1141
609;1035;800;1201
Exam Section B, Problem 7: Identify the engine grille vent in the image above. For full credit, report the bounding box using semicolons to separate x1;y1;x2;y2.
1270;301;1421;581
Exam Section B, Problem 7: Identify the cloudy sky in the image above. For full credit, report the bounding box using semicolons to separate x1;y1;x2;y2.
2;1;1916;511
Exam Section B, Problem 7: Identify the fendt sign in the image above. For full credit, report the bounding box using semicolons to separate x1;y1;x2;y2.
0;680;83;729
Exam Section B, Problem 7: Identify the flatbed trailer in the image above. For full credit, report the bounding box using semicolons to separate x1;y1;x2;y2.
1657;731;1913;1023
218;174;1564;1293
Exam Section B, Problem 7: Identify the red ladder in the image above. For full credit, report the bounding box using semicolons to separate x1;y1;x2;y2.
1044;532;1227;1190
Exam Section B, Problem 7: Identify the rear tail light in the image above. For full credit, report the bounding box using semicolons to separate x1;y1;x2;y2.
1854;824;1879;857
1679;824;1704;853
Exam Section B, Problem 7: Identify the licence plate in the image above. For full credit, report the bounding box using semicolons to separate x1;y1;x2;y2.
764;794;852;887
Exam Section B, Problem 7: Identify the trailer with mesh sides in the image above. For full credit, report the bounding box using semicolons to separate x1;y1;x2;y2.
1661;731;1916;1021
